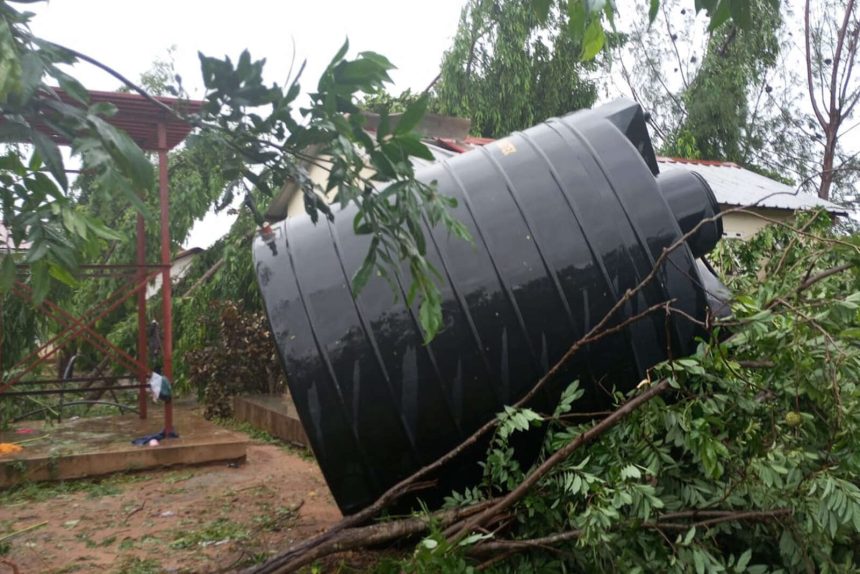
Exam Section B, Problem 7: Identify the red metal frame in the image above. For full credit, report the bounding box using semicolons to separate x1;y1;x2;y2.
157;122;175;434
1;90;203;434
4;271;161;388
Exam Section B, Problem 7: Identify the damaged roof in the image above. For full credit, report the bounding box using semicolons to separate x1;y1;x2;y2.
657;157;848;215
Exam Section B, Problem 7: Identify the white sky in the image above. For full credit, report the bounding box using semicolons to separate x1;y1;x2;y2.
28;0;469;249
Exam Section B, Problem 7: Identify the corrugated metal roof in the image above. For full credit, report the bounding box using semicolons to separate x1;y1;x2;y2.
28;89;203;151
657;157;847;215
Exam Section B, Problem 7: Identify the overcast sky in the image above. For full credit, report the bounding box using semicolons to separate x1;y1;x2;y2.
29;1;466;97
29;0;469;248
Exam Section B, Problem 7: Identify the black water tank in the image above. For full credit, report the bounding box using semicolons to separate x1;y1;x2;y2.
253;100;724;515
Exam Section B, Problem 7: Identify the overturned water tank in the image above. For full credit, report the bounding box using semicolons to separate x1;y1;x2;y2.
253;99;725;515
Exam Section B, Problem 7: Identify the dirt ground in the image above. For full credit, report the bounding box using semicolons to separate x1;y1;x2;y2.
0;441;343;573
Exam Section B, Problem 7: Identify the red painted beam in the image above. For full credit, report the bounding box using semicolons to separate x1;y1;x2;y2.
137;211;148;419
157;123;174;435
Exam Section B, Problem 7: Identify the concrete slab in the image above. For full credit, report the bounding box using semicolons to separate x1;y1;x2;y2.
0;403;247;487
233;394;310;448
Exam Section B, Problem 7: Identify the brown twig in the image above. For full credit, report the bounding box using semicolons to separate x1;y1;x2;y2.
247;501;495;573
466;508;791;560
736;359;775;369
123;501;145;523
796;262;854;293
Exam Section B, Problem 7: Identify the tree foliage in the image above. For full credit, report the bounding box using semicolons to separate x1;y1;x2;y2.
676;1;782;164
0;1;153;302
435;0;600;137
185;299;285;420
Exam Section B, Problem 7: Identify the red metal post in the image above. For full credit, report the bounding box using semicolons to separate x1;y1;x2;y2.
158;123;174;435
136;212;148;419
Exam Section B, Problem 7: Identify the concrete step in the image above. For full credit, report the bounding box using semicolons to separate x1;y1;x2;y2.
233;394;310;448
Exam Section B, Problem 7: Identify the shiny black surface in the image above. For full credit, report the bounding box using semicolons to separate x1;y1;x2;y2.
253;100;724;515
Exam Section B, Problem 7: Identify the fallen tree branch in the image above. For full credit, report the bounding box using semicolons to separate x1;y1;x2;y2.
796;262;854;294
467;508;792;558
737;359;775;369
446;380;671;543
246;500;496;573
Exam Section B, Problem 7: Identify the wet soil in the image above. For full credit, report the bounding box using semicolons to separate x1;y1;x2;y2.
0;442;341;573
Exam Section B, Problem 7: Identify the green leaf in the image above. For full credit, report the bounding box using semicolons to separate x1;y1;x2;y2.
707;0;732;30
395;135;435;161
648;0;660;24
328;38;350;70
48;261;77;287
567;0;588;41
29;128;68;190
86;218;124;241
693;549;706;574
620;465;642;480
25;240;48;263
735;549;752;572
29;259;50;304
394;94;429;136
531;0;553;23
729;0;751;28
419;294;442;343
0;254;16;291
683;526;697;545
89;116;154;191
458;532;493;547
18;51;44;103
0;17;23;102
580;18;605;61
352;252;376;294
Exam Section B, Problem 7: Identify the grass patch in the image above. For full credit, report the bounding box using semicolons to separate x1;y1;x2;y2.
215;418;314;460
170;517;249;550
111;556;162;574
77;532;117;548
0;472;147;505
164;470;194;484
252;503;301;532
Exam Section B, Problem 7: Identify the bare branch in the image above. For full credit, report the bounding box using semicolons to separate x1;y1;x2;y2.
806;0;828;128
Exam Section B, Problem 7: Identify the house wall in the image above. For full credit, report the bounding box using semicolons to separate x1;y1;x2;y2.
285;160;375;218
720;206;794;240
145;254;199;300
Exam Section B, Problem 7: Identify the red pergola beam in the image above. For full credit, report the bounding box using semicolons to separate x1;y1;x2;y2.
2;89;203;431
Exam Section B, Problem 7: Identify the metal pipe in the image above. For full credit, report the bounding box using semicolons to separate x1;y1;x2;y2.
13;401;139;421
137;211;148;419
10;375;131;385
1;384;142;397
157;122;174;434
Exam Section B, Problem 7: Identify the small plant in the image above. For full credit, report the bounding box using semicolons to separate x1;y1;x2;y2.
253;503;301;532
111;556;162;574
169;518;249;550
184;301;286;419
